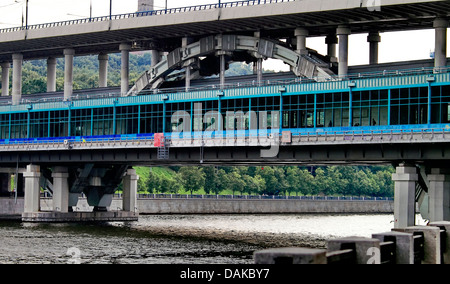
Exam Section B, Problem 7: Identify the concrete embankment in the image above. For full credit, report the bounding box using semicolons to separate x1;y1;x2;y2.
133;198;394;214
1;197;393;219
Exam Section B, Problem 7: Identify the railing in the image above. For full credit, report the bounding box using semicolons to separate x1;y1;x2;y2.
0;125;449;150
118;193;393;201
4;65;449;107
0;0;294;34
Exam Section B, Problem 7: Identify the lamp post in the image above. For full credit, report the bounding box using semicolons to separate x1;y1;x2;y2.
109;0;112;20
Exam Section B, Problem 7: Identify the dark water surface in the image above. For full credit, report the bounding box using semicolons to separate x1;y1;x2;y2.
0;214;421;264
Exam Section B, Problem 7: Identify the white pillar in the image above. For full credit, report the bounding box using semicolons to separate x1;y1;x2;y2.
23;165;41;213
98;53;109;88
428;168;450;222
220;53;226;87
295;28;309;55
434;18;448;68
52;166;70;213
11;53;23;105
337;26;351;77
47;57;57;93
1;62;10;97
120;43;131;96
392;164;418;228
64;49;75;101
123;169;139;213
367;32;381;65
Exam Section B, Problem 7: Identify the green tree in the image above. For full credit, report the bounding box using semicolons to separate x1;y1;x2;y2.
146;169;161;193
178;166;206;195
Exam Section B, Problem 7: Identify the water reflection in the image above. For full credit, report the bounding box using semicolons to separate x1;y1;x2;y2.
0;214;425;264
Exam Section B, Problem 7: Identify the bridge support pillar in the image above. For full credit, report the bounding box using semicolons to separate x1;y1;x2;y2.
337;26;351;77
122;169;139;213
427;168;450;222
295;28;309;55
325;34;338;63
47;57;57;92
1;62;10;97
434;18;448;69
11;53;23;106
98;53;109;88
151;50;160;67
64;49;75;101
392;164;418;228
52;167;70;213
23;165;41;213
367;31;381;65
120;43;131;96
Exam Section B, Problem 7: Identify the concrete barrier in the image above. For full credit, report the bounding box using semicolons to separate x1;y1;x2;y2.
254;223;450;264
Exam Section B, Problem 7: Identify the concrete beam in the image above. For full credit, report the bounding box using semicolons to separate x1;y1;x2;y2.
123;168;139;213
1;62;10;97
52;166;70;213
434;18;448;68
64;49;75;101
23;165;41;213
337;25;351;77
120;43;131;96
392;164;418;228
367;31;381;65
428;168;450;222
47;57;57;92
98;53;109;88
11;53;23;105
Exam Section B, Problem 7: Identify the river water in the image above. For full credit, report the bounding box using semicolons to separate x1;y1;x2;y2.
0;214;426;264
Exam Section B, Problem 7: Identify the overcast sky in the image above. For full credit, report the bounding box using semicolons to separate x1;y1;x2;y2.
0;0;448;69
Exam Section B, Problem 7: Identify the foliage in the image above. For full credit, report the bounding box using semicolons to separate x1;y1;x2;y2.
137;165;395;197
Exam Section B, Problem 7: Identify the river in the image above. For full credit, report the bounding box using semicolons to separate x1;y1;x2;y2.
0;214;426;264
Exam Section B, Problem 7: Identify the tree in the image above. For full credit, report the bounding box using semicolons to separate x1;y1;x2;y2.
203;166;219;194
146;169;161;193
178;167;206;195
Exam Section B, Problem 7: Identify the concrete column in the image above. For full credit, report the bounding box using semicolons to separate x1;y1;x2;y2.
367;32;381;65
325;34;338;62
295;28;309;55
23;165;41;213
150;50;160;67
47;57;57;93
428;168;450;222
434;18;448;68
1;62;10;97
337;26;351;77
122;169;139;213
120;43;131;96
52;166;70;213
392;164;418;228
64;49;75;101
220;53;226;87
11;53;23;106
98;53;109;88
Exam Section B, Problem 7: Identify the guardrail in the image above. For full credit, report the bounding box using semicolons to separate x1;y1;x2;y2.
0;0;294;34
115;194;393;201
0;126;449;151
254;221;450;264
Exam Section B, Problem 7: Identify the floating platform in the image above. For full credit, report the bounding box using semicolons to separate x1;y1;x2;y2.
21;211;139;223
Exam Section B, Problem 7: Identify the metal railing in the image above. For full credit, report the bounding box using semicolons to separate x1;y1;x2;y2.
125;193;393;201
0;0;294;34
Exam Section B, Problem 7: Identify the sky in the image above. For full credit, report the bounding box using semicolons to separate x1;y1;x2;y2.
0;0;448;70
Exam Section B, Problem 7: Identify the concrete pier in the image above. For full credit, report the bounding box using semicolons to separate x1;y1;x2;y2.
11;53;23;105
392;164;418;228
120;43;131;96
47;57;57;92
337;25;351;77
64;49;75;101
1;62;10;97
98;53;109;88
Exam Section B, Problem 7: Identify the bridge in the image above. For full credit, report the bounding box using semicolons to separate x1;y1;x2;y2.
0;0;448;226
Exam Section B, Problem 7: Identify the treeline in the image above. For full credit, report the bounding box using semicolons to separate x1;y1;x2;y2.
138;166;395;198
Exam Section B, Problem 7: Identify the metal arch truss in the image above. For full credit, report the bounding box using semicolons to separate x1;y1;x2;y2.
128;34;335;95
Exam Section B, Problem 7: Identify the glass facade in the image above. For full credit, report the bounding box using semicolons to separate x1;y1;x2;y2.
1;83;450;140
